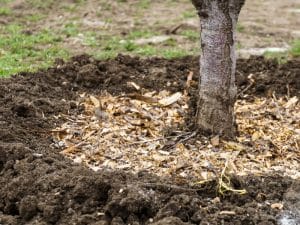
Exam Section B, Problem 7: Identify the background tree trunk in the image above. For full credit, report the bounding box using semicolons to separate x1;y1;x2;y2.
192;0;245;138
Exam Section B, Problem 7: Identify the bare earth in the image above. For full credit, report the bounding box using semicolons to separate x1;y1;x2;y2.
0;1;300;224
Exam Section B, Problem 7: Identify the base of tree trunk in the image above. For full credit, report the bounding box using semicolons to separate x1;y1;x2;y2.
196;89;236;138
192;0;245;138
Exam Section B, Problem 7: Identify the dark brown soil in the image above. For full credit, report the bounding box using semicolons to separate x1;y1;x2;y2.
0;55;299;225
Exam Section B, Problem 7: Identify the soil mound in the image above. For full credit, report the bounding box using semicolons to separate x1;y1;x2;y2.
0;55;299;224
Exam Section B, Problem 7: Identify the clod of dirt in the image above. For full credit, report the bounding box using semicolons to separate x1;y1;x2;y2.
279;179;300;225
236;56;300;97
19;195;38;220
105;185;156;222
152;216;192;225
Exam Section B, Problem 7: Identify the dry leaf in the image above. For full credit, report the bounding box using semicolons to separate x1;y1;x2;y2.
252;131;261;141
271;203;284;210
90;95;100;108
127;94;158;104
219;211;236;215
284;96;298;109
60;145;78;154
158;150;170;155
116;164;131;169
184;71;193;95
127;81;140;90
79;93;86;98
224;141;246;151
152;153;168;162
73;157;83;164
211;135;220;147
211;197;221;204
83;130;97;140
201;171;208;180
159;92;182;106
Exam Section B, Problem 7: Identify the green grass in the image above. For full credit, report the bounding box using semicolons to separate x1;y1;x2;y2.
87;29;197;60
26;0;55;9
264;39;300;63
117;0;150;11
83;32;101;47
0;0;12;3
134;45;157;56
290;39;300;57
0;7;11;16
264;51;289;64
0;24;69;76
237;23;245;32
182;10;196;19
137;0;151;9
127;30;158;39
88;30;197;60
93;45;193;60
25;14;46;22
180;30;199;41
161;49;190;59
100;2;112;11
61;22;80;37
63;0;86;12
63;4;78;12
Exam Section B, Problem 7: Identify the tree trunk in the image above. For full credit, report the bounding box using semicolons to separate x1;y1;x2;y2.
192;0;245;138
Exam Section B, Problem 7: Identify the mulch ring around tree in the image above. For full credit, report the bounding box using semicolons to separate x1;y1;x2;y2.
0;54;299;224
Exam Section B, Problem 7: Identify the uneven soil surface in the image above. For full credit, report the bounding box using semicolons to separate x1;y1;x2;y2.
0;55;300;224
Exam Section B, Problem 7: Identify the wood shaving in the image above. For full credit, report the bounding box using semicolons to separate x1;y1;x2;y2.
53;89;300;182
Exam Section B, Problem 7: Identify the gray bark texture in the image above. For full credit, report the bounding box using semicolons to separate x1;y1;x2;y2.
192;0;245;138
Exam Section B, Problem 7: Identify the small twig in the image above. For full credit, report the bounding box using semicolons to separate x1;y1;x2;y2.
286;84;290;98
168;24;183;34
164;131;197;151
272;91;278;101
127;137;165;145
126;132;192;146
184;71;194;96
238;80;255;97
177;131;197;144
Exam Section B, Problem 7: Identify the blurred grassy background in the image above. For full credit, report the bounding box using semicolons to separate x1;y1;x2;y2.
0;0;299;76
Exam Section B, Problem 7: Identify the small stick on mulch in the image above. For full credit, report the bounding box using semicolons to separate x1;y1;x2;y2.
163;131;197;151
237;73;255;97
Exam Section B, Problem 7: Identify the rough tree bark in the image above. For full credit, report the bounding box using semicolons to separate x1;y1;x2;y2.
192;0;245;138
